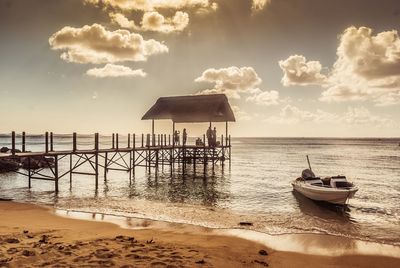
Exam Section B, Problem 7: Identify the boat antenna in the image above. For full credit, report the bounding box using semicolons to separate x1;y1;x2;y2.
306;155;312;171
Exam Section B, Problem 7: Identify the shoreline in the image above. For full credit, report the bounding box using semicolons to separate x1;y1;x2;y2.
54;207;400;258
1;201;399;267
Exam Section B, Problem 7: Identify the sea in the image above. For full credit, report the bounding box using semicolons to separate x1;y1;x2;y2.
0;136;399;246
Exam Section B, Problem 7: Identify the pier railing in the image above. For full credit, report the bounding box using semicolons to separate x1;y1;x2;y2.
0;131;231;155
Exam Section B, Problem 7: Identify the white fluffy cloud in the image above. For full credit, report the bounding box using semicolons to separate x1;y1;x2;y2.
322;26;400;105
85;0;216;12
282;26;400;106
195;66;279;104
111;11;189;33
252;0;271;12
49;23;168;64
265;105;395;127
86;64;147;78
195;66;262;99
279;55;327;86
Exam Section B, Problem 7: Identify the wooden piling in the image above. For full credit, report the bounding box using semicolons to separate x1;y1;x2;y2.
116;133;119;150
45;132;49;153
104;152;108;181
22;131;26;153
73;132;77;152
127;133;131;148
54;155;59;192
95;133;99;189
141;134;144;148
132;134;136;177
11;131;15;155
69;154;72;187
28;157;31;188
112;133;115;149
50;132;54;151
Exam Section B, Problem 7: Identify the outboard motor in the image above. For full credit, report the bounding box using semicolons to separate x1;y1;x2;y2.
301;169;315;179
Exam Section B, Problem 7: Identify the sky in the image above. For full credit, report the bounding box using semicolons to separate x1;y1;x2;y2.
0;0;399;137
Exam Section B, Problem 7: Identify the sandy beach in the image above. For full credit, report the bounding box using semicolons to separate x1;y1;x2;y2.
0;201;399;267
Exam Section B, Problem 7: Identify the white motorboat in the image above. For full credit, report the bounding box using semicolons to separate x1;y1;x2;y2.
292;156;358;205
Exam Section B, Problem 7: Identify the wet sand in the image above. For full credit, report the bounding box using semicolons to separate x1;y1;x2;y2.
1;201;400;267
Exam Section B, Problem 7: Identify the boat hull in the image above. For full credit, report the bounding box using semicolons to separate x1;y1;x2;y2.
292;181;358;205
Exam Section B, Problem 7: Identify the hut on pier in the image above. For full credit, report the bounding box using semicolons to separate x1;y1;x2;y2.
142;94;236;143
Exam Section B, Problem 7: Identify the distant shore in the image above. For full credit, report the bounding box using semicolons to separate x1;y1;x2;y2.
1;201;400;267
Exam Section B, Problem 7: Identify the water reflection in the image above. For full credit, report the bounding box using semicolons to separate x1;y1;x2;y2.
140;167;231;207
292;190;354;223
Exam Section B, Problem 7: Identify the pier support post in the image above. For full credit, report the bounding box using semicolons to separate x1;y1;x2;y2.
128;133;131;148
45;132;49;153
132;134;136;177
116;133;119;150
22;131;26;153
73;132;77;152
212;147;215;174
50;132;54;152
112;133;115;149
104;152;108;181
229;135;231;166
193;148;197;174
54;155;59;193
69;154;72;188
28;157;31;188
11;131;15;155
203;142;206;175
155;149;159;175
95;133;99;189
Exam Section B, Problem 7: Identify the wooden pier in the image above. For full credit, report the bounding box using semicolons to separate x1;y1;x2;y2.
0;94;235;192
0;131;231;192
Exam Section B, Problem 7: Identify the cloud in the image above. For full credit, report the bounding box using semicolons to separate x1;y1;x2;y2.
264;105;395;127
195;66;262;99
110;11;189;33
252;0;271;12
49;23;168;64
143;11;189;33
109;13;139;29
86;64;147;78
195;66;280;105
283;27;400;106
335;26;400;79
279;55;327;86
321;26;400;105
246;90;279;106
84;0;216;12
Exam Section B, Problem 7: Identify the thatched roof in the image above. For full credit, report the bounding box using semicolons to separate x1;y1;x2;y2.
142;94;236;123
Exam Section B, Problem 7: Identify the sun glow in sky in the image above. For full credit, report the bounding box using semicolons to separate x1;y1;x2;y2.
0;0;399;137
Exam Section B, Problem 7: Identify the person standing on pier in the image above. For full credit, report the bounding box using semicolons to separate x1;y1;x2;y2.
183;128;187;146
174;130;180;145
212;127;217;147
206;126;212;147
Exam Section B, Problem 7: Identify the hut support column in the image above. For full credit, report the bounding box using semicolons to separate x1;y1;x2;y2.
225;121;228;146
152;120;155;147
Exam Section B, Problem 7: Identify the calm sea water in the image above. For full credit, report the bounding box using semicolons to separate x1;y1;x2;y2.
0;136;399;245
